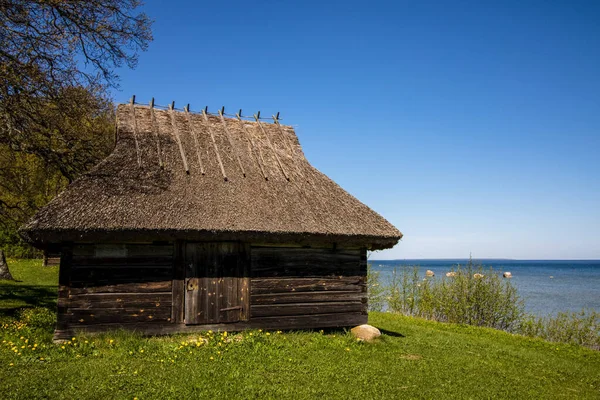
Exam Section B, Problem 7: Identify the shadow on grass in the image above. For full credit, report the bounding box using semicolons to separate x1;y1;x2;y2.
379;329;405;338
0;284;58;318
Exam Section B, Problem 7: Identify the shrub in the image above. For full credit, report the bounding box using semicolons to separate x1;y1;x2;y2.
366;264;386;312
384;260;525;332
518;310;600;349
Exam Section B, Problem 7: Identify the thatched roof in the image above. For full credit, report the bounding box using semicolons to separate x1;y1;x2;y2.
21;104;402;250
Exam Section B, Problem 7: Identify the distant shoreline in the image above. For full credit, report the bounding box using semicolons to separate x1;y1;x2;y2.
371;258;600;262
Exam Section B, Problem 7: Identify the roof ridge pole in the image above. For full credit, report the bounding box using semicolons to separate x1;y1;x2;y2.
129;96;142;167
273;113;304;179
184;104;205;175
218;107;246;178
169;101;190;174
149;98;164;169
254;114;290;181
236;111;268;181
201;108;228;181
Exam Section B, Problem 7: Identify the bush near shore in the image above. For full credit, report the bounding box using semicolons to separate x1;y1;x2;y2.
367;260;600;350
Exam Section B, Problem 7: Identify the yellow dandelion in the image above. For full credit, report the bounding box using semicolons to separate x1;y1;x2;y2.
71;337;76;341
39;357;44;361
345;348;350;351
140;349;144;353
266;332;270;336
9;363;14;366
61;346;65;349
223;331;228;337
109;339;114;344
258;329;262;332
210;356;214;360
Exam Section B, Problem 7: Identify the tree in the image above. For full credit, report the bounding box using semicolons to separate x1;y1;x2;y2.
0;1;152;256
0;249;13;280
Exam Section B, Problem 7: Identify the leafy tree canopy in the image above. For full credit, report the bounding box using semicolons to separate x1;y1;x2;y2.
0;0;152;256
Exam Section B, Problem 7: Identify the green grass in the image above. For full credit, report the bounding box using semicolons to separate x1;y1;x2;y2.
1;261;599;399
0;259;58;316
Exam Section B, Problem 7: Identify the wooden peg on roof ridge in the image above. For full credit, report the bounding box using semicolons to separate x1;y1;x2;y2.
169;101;175;110
257;111;261;119
184;104;190;112
130;95;136;105
204;106;208;114
149;98;154;108
237;109;243;119
220;106;225;116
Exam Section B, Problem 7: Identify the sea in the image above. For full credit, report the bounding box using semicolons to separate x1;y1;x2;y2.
370;259;600;317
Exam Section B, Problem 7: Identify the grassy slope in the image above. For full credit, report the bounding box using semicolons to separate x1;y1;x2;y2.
0;259;58;315
1;260;599;399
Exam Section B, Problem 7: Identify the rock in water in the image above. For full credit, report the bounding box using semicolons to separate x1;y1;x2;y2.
351;324;381;342
0;249;14;280
503;272;512;278
425;270;435;277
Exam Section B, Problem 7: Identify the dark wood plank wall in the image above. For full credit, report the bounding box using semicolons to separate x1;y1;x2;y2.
54;243;368;339
249;247;368;327
60;244;174;331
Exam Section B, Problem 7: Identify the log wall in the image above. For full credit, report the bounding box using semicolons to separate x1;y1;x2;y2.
54;243;367;339
56;244;174;337
249;247;368;328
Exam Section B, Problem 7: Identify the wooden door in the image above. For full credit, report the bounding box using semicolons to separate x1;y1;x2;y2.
184;242;249;325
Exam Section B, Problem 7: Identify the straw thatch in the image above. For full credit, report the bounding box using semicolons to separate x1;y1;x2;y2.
21;104;402;250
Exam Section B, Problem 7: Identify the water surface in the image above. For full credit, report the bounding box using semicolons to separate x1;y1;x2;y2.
370;259;600;316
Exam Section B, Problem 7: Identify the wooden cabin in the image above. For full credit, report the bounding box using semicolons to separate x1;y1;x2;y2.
20;102;402;340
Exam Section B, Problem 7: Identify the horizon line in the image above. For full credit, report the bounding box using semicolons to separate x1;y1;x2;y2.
369;258;600;261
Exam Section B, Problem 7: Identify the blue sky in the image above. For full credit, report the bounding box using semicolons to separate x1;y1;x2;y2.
112;0;600;259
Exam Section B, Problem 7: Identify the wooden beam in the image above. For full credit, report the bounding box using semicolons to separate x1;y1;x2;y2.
202;109;228;181
129;101;142;167
236;113;268;180
172;240;185;324
184;107;206;175
168;105;190;173
149;99;164;168
219;110;246;177
254;114;289;181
